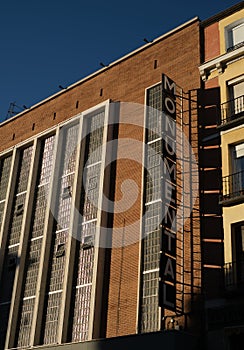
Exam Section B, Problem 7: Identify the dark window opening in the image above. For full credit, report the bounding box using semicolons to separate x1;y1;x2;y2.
55;243;65;258
81;235;94;250
62;186;72;199
16;204;24;216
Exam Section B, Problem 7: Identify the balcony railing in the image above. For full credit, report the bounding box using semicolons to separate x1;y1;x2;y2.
224;260;244;289
227;40;244;53
219;95;244;126
220;170;244;204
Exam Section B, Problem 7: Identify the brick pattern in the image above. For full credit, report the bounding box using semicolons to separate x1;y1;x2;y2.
204;22;220;62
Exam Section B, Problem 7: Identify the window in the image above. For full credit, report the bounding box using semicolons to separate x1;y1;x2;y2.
231;143;244;195
232;223;244;285
62;186;72;199
16;203;24;216
232;143;244;173
226;20;244;52
55;243;65;258
228;78;244;116
81;235;94;249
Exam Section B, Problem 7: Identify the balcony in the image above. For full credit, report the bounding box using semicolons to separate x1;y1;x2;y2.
224;260;244;292
218;95;244;129
219;170;244;205
227;40;244;53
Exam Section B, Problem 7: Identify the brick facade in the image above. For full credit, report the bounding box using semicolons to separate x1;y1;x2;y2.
0;18;203;346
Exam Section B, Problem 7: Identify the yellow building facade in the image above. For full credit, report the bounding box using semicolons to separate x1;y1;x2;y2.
218;8;244;286
200;5;244;288
200;4;244;349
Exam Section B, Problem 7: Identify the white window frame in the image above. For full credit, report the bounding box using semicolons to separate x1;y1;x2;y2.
225;19;244;52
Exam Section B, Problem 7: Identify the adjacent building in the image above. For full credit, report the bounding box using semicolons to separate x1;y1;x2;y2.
200;3;244;349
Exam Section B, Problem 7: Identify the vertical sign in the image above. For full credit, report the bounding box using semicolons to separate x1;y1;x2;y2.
159;74;177;311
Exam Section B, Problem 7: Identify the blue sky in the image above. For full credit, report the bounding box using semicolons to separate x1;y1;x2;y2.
0;0;241;123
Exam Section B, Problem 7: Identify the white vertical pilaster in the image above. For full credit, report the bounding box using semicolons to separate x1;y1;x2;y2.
88;101;111;340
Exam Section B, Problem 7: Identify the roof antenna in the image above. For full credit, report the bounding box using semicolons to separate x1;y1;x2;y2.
5;102;26;120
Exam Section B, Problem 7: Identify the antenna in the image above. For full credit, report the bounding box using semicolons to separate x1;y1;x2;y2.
5;102;26;120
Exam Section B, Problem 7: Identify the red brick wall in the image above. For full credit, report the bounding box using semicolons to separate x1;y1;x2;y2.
204;22;220;62
205;77;219;89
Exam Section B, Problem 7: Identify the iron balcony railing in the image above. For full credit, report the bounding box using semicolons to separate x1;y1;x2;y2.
220;170;244;203
224;260;244;289
226;40;244;53
220;95;244;126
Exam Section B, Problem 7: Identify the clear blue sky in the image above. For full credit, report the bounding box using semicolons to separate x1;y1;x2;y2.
0;0;241;123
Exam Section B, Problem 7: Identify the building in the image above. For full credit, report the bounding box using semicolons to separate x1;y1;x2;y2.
199;2;244;349
0;3;243;350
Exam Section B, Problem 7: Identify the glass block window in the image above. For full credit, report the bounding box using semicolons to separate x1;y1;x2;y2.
86;112;104;165
56;174;74;231
140;270;160;333
72;284;92;342
0;155;12;226
71;110;105;342
145;141;162;204
16;297;35;347
7;146;33;246
62;123;79;176
15;135;56;348
147;84;162;143
31;185;49;239
43;292;62;345
39;135;56;185
48;230;68;293
22;237;43;298
0;145;33;347
42;125;78;345
140;84;162;333
8;193;26;246
16;146;33;194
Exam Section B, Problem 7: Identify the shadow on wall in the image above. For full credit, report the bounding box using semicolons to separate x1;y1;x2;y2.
198;87;224;300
